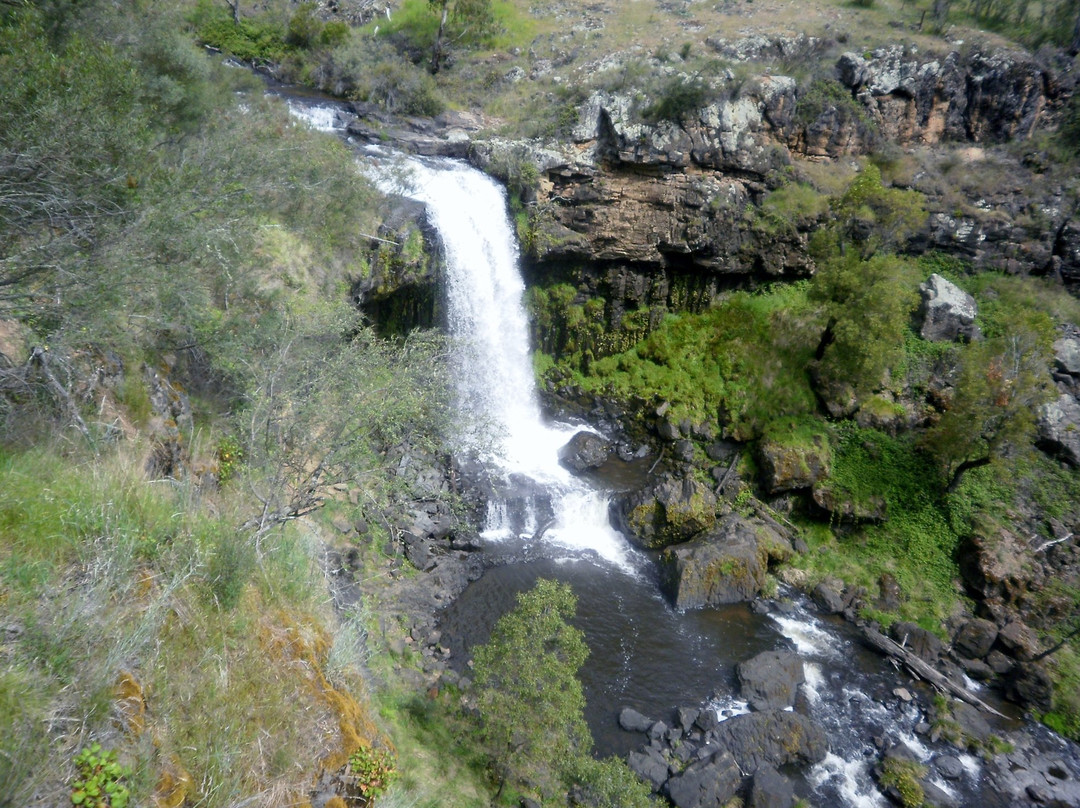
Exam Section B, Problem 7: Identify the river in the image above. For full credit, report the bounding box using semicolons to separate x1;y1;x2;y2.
284;96;1077;808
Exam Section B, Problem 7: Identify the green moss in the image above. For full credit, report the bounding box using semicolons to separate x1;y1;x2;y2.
879;757;926;808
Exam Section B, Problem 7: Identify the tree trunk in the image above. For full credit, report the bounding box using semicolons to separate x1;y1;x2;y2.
228;0;240;24
946;455;991;493
431;0;449;74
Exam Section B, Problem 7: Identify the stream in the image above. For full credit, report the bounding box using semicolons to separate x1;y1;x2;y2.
285;97;1079;808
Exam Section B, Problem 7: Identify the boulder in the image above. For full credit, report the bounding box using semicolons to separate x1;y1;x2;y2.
619;707;654;733
558;430;610;473
758;432;830;493
627;746;671;792
812;581;845;614
1037;394;1080;466
953;618;998;659
737;650;805;711
996;620;1040;660
712;710;828;773
889;621;943;664
660;514;792;608
1006;662;1053;712
811;484;887;522
749;764;795;808
1053;335;1080;376
664;750;742;808
616;474;718;550
919;274;980;343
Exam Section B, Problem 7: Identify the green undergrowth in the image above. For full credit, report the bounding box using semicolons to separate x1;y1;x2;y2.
791;425;992;629
550;282;819;439
0;444;370;806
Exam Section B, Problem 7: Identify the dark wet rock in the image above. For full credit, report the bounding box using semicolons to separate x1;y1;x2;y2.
660;514;793;608
812;581;845;614
619;707;654;733
628;746;671;792
749;763;794;808
922;779;961;808
664;750;742;808
958;656;995;681
737;650;805;712
1037;394;1080;466
558;430;610;473
919;273;980;342
890;621;944;663
677;706;701;732
1006;661;1054;712
952;702;993;744
935;755;966;780
987;649;1016;675
711;710;828;773
615;473;718;550
954;618;998;659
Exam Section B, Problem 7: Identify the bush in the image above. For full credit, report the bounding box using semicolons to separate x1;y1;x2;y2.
348;745;398;802
644;74;709;122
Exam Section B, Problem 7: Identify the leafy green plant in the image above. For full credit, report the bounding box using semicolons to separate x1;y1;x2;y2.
216;435;244;484
348;745;398;802
70;743;131;808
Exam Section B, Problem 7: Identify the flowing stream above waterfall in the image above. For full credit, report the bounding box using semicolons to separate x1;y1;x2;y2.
283;97;1069;808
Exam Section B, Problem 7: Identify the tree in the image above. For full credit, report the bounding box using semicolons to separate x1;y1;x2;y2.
920;323;1054;492
809;252;922;407
471;579;591;799
428;0;495;73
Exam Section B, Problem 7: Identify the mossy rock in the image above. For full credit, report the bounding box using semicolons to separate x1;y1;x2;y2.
616;474;717;550
758;420;832;494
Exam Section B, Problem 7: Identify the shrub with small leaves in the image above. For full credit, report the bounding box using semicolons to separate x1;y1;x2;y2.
348;745;397;802
216;435;243;483
70;743;131;808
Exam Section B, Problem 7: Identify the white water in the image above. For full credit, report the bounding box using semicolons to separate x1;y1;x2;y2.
361;152;638;571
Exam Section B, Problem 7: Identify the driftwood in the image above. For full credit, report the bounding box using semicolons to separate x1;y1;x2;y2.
860;626;1007;718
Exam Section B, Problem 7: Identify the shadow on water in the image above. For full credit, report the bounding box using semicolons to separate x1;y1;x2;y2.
437;554;781;758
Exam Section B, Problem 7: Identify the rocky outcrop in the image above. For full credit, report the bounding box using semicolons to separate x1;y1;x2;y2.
918;273;980;342
614;473;718;550
660;513;793;608
758;431;831;493
1038;393;1080;466
835;45;1060;147
625;702;826;805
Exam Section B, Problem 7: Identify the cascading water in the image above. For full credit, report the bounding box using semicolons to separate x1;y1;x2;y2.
364;153;637;571
286;97;1080;808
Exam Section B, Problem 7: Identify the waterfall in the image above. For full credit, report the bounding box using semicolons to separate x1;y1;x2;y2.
368;154;637;571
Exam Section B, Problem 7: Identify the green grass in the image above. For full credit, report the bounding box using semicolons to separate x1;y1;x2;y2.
565;283;819;439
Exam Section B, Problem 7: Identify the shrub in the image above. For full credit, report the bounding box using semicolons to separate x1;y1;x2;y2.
644;75;709;122
348;745;398;802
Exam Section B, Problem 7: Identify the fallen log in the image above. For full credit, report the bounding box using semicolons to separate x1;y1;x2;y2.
860;625;1006;718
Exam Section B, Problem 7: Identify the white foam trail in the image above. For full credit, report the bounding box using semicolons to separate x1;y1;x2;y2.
285;100;343;132
771;612;840;658
803;661;825;706
810;752;886;808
